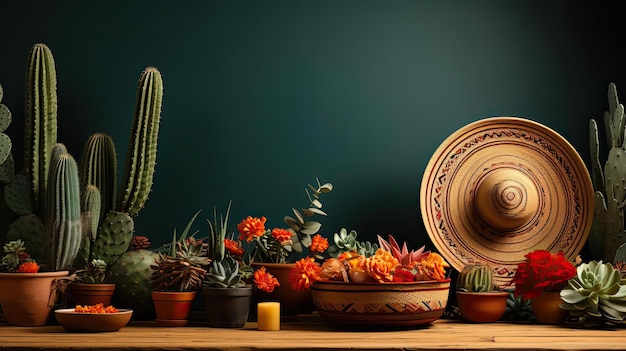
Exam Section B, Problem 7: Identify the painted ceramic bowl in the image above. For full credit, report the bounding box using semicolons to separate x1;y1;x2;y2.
54;308;133;332
311;279;450;326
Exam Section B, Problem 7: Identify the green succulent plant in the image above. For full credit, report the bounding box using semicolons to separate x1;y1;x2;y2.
560;260;626;326
0;239;30;272
457;263;495;293
328;228;379;258
204;255;244;288
74;259;108;284
503;289;534;321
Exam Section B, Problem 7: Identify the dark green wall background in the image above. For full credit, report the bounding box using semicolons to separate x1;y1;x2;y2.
1;1;624;252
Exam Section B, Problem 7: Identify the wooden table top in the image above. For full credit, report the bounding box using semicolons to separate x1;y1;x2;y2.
1;315;625;351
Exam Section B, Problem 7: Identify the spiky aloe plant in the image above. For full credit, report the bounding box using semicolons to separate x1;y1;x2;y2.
589;83;626;262
560;260;626;326
457;263;495;293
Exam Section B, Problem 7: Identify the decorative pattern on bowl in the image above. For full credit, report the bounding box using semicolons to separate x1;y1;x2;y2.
311;279;450;326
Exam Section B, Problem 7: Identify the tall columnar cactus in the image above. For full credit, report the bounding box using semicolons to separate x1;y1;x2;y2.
25;43;58;215
80;133;117;218
457;263;494;293
117;67;163;217
589;83;626;262
45;145;81;271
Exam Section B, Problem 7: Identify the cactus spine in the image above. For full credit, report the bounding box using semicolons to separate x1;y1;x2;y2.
589;83;626;262
457;263;494;293
45;145;81;271
117;67;162;217
25;43;58;214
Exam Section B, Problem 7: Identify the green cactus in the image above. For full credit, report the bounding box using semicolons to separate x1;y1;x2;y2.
24;43;58;215
457;263;495;293
589;83;626;262
108;248;158;319
75;185;101;268
3;173;33;216
6;214;45;262
44;147;82;271
117;67;163;217
89;210;133;266
80;133;117;217
204;256;244;288
0;153;14;184
0;83;12;166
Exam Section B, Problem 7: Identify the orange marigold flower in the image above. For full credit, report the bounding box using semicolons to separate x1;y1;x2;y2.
253;266;280;293
224;239;245;256
238;216;267;243
288;257;321;291
365;248;399;283
75;303;119;313
271;228;293;243
418;252;450;281
16;261;39;273
309;234;329;254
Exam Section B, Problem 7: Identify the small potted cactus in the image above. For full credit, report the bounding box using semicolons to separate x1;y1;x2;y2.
202;255;253;328
456;262;508;323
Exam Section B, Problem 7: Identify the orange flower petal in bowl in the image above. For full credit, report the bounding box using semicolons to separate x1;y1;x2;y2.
55;305;133;332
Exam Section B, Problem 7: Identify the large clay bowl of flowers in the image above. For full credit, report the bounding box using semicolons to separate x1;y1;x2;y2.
55;306;133;332
311;279;451;326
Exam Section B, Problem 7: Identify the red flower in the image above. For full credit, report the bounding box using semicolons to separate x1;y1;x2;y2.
392;267;416;282
271;228;292;243
513;250;576;300
237;216;267;243
16;261;39;273
224;239;245;256
288;257;321;291
309;234;329;254
253;266;280;293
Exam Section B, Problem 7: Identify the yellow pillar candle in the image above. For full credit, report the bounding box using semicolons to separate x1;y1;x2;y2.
257;302;280;331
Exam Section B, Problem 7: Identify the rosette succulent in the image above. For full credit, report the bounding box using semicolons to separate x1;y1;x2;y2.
560;260;626;326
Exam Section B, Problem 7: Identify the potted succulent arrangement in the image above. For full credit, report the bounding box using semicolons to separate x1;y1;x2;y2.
202;203;279;328
455;262;509;323
560;260;626;327
69;258;116;306
232;178;333;317
306;233;451;326
150;211;210;327
513;249;577;324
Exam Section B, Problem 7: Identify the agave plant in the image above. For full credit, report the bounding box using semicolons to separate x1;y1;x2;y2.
377;234;429;265
560;260;626;326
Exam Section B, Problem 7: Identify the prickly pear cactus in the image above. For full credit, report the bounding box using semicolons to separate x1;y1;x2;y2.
6;214;45;262
89;210;133;265
0;83;12;166
108;248;158;319
589;83;626;262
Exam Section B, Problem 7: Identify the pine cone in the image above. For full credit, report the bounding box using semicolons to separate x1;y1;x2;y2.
129;235;151;251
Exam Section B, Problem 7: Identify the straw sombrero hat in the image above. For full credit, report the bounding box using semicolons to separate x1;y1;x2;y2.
420;117;593;288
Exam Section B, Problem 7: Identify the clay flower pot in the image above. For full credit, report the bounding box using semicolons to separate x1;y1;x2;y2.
151;291;197;327
0;271;69;326
456;291;509;323
70;283;116;306
531;290;568;324
251;262;314;317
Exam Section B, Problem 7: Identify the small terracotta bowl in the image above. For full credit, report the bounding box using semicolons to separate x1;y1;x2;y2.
55;308;133;332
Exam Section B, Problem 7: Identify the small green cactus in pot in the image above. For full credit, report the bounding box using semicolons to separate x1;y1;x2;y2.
457;263;495;293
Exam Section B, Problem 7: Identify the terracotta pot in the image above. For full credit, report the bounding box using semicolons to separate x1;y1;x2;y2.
202;287;252;328
531;290;568;324
456;291;508;323
151;291;197;327
70;283;116;306
251;262;314;317
0;271;69;326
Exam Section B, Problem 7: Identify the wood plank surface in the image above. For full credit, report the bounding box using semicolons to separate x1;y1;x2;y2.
0;315;625;351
